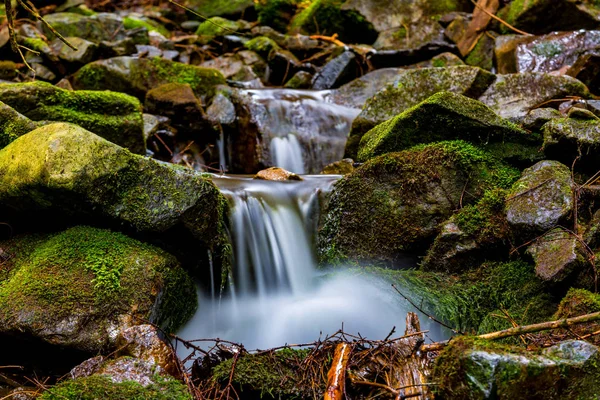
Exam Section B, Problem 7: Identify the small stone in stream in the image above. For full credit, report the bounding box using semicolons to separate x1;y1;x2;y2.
254;167;303;181
284;70;313;89
505;160;574;235
320;158;355;175
50;36;98;65
206;91;236;126
478;72;590;122
522;108;562;131
526;228;590;283
312;50;357;90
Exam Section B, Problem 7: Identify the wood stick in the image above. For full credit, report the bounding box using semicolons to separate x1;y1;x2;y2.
325;343;352;400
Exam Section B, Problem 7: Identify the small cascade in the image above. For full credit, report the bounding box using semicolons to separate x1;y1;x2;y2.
177;175;442;351
242;89;361;174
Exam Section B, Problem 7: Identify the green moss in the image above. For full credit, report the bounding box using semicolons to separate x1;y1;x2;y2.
289;0;377;44
555;288;600;318
40;375;192;400
195;17;239;44
189;0;254;19
0;101;38;149
244;36;280;58
211;348;315;399
123;16;170;37
0;226;196;334
357;91;528;162
464;34;494;71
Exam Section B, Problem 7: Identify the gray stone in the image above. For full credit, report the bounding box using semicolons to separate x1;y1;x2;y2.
312;50;357;90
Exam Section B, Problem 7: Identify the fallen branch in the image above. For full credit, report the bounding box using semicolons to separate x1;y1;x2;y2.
422;311;600;352
310;33;346;47
324;343;352;400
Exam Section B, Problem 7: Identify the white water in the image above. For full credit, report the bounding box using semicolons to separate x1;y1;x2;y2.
177;175;442;351
242;89;361;174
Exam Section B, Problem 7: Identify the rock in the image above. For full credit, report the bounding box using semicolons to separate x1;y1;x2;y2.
318;141;519;265
116;325;179;376
201;53;265;85
433;337;600;399
311;50;357;90
254;167;302;181
464;33;495;71
567;54;600;94
40;371;191;399
542;113;600;167
256;0;299;32
497;0;600;35
522;107;561;131
526;228;589;283
373;19;450;52
478;72;590;122
145;83;208;135
320;158;355;175
284;70;313;89
356;91;531;163
206;91;236;126
195;17;239;45
329;67;404;109
496;31;600;74
244;36;301;85
0;60;17;80
422;188;510;273
72;56;226;102
0;81;145;154
289;0;378;45
0;101;39;149
409;52;465;69
346;66;495;159
505;160;574;236
187;0;254;19
0;226;196;353
0;123;228;252
122;14;170;37
50;36;98;66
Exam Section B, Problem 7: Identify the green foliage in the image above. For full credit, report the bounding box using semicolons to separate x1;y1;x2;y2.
40;375;192;400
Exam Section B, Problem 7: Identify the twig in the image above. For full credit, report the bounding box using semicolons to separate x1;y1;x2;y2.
17;0;77;50
470;0;531;36
310;33;346;47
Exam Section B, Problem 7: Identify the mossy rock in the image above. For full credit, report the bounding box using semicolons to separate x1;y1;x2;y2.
0;101;39;149
0;81;145;154
123;15;170;37
505;160;574;236
346;66;496;159
318;140;519;266
432;337;600;399
464;33;495;71
244;36;280;58
211;348;317;399
40;374;192;400
0;123;228;253
543;114;600;169
256;0;300;32
288;0;378;45
356;91;531;162
72;56;226;102
187;0;254;19
478;72;591;122
195;17;239;45
0;60;17;80
0;226;196;353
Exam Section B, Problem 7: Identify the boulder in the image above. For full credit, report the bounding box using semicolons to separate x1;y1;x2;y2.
478;72;590;122
318;141;519;265
0;81;145;154
254;167;302;181
526;228;590;283
433;337;600;399
356;91;531;163
0;226;196;353
543;112;600;167
72;56;226;102
505;160;574;236
311;50;357;90
346;66;495;159
0;123;228;252
0;101;38;149
329;67;405;109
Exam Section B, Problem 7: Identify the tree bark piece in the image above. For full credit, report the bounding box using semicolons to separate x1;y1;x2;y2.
325;343;352;400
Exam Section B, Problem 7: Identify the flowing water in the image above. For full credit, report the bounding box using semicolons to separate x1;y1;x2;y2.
241;89;361;174
177;175;441;351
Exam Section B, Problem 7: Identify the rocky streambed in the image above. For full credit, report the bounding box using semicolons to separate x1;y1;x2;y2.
3;0;600;399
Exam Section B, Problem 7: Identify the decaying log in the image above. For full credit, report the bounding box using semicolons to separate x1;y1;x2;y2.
325;343;352;400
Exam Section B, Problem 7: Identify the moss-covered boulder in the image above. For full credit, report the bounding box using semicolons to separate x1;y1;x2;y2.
0;81;145;154
0;123;228;252
422;189;511;273
318;141;519;265
543;112;600;168
505;160;574;236
72;56;226;102
346;66;495;159
497;0;600;35
40;374;192;400
356;91;532;162
289;0;378;45
478;72;590;122
195;17;239;45
526;228;591;284
0;100;39;149
433;337;600;399
0;226;196;353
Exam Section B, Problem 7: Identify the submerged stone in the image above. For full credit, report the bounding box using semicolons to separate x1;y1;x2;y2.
0;226;196;353
72;56;226;102
254;167;302;181
356;91;530;162
346;66;495;159
505;160;574;235
318;141;519;265
0;81;145;154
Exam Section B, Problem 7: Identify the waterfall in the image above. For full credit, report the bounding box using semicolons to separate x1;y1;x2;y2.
177;175;442;351
242;89;361;174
